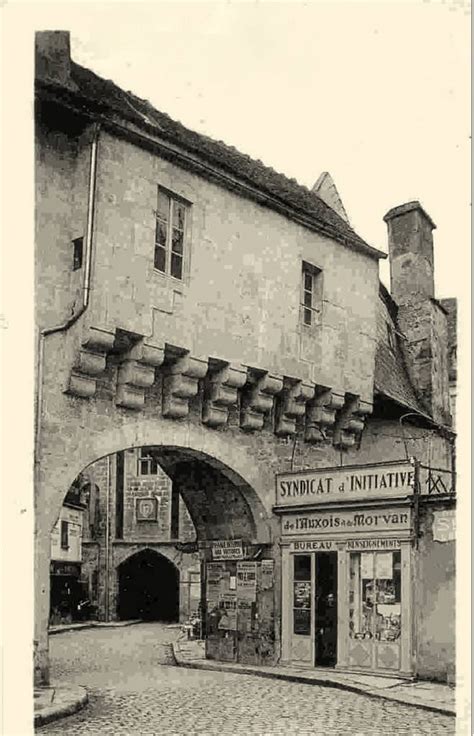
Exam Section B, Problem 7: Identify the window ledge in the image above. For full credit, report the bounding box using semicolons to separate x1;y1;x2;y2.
152;268;189;292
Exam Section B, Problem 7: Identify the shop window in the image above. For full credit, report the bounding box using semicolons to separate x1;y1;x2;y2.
138;447;160;476
60;520;69;550
349;550;401;642
293;554;312;635
300;262;322;326
154;188;189;280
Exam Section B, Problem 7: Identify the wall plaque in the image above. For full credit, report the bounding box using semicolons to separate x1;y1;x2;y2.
211;539;244;560
136;497;158;521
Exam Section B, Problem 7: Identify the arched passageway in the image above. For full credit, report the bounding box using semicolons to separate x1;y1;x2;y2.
117;549;179;622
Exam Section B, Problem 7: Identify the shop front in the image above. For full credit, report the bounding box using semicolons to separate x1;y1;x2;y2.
276;461;416;677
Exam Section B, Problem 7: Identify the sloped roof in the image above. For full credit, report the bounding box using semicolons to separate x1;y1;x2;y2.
374;289;426;414
36;59;383;259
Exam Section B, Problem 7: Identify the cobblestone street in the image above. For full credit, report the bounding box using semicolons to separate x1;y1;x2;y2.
38;624;455;736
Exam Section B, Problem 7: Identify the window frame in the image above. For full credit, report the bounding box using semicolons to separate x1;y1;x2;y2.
300;262;323;327
137;447;160;476
154;187;190;282
60;520;69;550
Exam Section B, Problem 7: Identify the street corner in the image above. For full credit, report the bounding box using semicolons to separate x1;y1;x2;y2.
34;684;88;729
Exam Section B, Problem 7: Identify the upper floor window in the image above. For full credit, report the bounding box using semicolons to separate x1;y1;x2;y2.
155;188;188;280
72;237;83;271
301;262;322;326
138;447;160;476
60;520;69;550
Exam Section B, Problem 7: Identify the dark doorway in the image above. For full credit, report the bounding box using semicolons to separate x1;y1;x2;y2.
314;552;338;667
117;549;179;622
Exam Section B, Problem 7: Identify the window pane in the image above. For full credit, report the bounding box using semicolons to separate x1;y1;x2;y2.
293;608;311;635
155;219;167;247
304;308;312;326
173;202;186;229
172;228;184;255
294;554;311;581
304;290;312;308
375;550;401;642
154;245;166;273
304;272;312;291
157;190;170;219
171;252;183;280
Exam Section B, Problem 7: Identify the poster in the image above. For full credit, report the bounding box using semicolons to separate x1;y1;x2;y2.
218;593;237;630
361;552;374;579
236;562;257;601
293;581;311;609
261;559;274;590
375;552;393;579
207;563;225;606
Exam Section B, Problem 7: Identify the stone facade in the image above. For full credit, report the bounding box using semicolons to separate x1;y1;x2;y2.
34;32;456;686
76;451;200;623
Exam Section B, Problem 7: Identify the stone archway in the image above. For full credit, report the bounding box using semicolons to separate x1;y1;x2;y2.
35;424;278;683
117;548;180;622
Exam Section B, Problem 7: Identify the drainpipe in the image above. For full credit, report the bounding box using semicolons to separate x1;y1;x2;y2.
35;122;100;469
105;454;111;622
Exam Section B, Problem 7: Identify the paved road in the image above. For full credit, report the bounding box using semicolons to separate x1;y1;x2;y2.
39;624;454;735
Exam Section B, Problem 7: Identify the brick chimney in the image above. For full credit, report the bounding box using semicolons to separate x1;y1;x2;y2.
35;31;78;91
384;201;451;426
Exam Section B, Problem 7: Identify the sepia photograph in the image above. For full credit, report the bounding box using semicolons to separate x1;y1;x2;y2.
1;1;470;734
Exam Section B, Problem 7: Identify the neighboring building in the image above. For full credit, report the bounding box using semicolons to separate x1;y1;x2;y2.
34;31;456;686
439;298;457;428
75;450;201;624
49;485;87;625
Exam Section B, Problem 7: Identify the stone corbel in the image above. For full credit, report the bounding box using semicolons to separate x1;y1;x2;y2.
116;341;165;410
304;388;345;443
162;354;208;419
333;396;373;449
202;363;248;428
240;371;284;431
275;379;315;436
67;327;116;399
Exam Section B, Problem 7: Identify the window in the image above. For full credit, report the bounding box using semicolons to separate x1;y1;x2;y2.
349;550;401;642
301;263;322;326
72;237;83;271
138;447;160;476
155;188;188;280
293;554;312;635
60;520;69;550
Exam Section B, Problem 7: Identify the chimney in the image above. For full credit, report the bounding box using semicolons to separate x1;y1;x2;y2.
384;201;451;426
35;31;78;91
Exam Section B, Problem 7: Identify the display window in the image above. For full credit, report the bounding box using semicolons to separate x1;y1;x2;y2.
349;550;401;643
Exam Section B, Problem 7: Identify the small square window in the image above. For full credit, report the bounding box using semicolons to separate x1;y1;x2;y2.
72;237;83;271
154;188;189;280
137;447;160;476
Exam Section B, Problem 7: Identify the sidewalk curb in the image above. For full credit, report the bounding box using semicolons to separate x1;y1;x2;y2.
34;687;88;728
172;647;455;717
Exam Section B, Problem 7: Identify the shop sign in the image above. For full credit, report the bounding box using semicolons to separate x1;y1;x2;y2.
236;561;257;601
432;509;455;542
282;507;411;537
211;539;244;560
289;538;402;552
276;462;414;507
50;561;81;577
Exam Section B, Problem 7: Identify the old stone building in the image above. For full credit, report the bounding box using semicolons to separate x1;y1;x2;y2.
35;32;456;686
75;450;201;624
